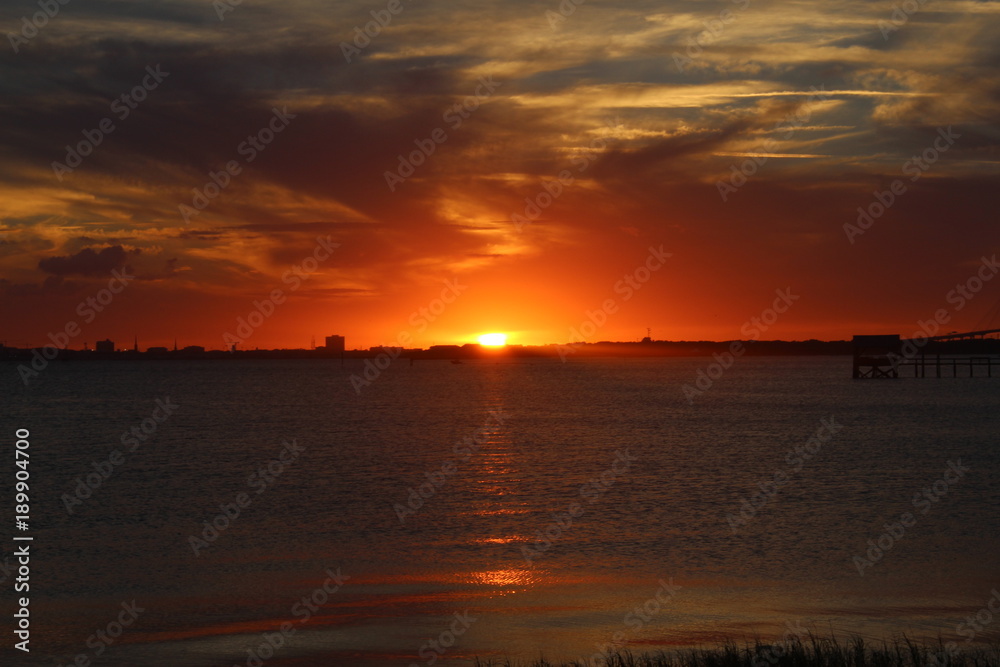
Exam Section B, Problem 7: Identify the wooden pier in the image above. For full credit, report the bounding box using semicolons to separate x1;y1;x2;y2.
897;355;995;378
852;330;1000;379
852;334;901;378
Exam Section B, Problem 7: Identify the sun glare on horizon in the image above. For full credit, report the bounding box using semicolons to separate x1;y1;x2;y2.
478;333;508;347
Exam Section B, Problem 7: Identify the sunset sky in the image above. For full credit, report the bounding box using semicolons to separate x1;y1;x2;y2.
1;0;998;349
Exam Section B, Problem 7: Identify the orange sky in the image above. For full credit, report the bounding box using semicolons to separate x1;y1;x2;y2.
2;0;999;349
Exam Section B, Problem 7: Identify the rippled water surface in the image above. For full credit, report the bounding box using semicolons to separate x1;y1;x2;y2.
3;356;999;666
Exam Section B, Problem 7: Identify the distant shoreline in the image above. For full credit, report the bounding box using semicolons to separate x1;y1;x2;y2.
2;339;861;362
5;336;1000;363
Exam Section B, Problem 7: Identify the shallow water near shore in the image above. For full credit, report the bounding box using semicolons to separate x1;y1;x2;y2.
3;356;999;666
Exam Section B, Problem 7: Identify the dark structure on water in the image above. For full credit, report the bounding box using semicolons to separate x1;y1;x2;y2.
852;329;1000;378
852;335;901;378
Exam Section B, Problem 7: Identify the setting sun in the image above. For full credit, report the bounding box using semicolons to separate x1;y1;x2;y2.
478;333;508;347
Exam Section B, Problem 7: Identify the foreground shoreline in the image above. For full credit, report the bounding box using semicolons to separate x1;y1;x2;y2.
473;636;1000;667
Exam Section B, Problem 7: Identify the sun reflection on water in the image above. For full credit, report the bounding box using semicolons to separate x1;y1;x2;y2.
465;567;541;596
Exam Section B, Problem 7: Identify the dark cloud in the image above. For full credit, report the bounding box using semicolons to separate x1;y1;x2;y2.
38;245;128;276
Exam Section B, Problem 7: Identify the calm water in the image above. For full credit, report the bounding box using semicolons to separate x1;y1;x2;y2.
2;357;999;666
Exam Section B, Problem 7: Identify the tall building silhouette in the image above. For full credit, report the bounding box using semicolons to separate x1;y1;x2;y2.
324;335;345;353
